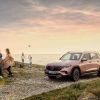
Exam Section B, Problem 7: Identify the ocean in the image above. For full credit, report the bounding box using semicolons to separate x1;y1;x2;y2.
13;54;62;65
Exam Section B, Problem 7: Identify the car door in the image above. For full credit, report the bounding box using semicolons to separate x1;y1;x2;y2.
80;53;92;73
89;53;100;71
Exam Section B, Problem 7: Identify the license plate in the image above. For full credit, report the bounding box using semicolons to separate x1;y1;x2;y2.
48;71;57;74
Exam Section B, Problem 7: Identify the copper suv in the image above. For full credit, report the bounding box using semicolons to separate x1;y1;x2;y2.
45;51;100;81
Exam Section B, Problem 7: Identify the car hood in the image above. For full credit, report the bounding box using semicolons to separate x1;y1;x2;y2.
47;60;80;67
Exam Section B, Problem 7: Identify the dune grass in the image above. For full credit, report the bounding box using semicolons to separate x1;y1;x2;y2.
23;79;100;100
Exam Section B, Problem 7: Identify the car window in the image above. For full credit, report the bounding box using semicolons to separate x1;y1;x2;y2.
61;53;71;60
70;54;81;60
90;53;99;59
60;53;82;60
82;53;91;60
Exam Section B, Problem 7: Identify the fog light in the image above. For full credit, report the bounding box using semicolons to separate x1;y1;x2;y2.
61;71;68;74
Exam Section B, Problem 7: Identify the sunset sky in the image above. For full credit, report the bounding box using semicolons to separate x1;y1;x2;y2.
0;0;100;54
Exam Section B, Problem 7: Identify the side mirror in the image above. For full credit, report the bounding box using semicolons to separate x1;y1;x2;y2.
81;58;87;62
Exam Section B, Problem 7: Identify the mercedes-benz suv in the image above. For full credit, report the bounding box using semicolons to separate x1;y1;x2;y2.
45;51;100;81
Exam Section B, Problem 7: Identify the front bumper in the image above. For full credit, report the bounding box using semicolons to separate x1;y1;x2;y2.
45;69;69;77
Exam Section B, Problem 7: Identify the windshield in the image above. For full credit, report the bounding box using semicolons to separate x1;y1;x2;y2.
60;53;82;60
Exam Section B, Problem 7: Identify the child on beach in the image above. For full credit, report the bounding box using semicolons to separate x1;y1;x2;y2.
28;55;32;67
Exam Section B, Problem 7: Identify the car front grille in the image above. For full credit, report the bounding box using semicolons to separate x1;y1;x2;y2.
46;66;62;71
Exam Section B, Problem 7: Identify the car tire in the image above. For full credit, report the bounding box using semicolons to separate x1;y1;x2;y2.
48;76;56;79
70;68;80;81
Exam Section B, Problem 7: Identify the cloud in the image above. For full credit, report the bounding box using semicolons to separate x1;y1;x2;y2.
18;6;100;28
0;0;100;31
34;0;100;9
0;0;34;26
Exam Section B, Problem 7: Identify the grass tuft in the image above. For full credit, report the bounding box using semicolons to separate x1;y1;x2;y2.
23;79;100;100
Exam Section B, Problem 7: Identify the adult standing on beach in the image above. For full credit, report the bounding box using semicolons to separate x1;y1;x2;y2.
21;52;25;67
3;48;14;77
